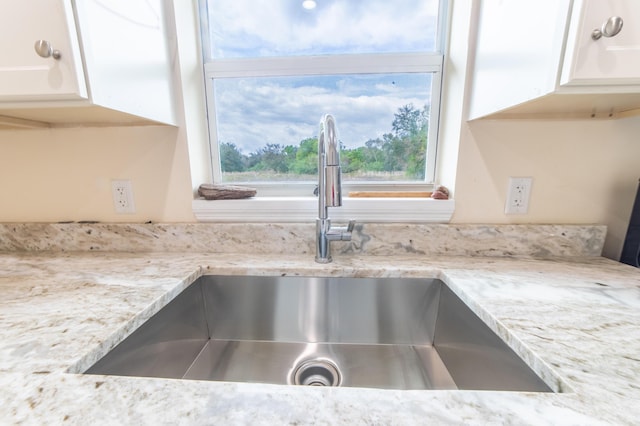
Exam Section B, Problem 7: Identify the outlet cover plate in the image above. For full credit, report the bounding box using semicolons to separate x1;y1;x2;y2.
111;180;136;214
505;177;532;215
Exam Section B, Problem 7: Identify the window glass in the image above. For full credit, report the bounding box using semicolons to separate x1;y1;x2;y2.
201;0;445;188
206;0;439;58
214;73;432;182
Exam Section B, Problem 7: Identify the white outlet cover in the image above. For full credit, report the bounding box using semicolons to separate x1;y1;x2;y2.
505;177;532;215
111;180;136;214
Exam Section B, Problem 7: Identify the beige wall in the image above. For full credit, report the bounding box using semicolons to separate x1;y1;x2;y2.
0;125;194;222
451;117;640;259
1;115;638;258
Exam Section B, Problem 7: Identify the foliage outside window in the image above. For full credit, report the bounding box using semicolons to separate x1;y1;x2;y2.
220;103;429;181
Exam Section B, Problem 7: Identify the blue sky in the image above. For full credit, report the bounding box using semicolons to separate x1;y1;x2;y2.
206;0;440;154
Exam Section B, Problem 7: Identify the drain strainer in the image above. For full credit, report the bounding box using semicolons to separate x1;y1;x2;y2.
291;358;342;387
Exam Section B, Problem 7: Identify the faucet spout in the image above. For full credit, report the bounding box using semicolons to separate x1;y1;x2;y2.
318;114;342;214
315;114;355;263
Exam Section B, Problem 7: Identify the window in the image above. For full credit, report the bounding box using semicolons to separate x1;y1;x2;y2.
199;0;448;197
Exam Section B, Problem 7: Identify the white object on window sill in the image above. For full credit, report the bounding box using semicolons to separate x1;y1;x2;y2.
192;197;454;223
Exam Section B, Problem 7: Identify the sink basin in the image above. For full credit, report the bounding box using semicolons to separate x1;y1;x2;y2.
85;276;551;391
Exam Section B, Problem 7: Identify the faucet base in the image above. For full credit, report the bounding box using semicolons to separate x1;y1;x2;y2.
314;256;332;264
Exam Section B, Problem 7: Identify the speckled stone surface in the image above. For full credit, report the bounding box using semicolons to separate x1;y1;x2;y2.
1;240;639;424
0;223;606;257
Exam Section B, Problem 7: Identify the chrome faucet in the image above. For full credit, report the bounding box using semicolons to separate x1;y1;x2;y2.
315;114;355;263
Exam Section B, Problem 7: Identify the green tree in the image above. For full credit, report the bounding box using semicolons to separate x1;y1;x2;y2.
250;143;289;173
220;142;246;172
392;103;427;138
390;104;429;178
359;138;385;172
341;147;365;173
405;130;427;179
290;137;318;175
382;133;406;172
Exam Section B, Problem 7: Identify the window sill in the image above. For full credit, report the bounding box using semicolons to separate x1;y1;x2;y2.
192;197;454;222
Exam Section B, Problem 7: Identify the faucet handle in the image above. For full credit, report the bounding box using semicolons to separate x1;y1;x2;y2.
339;220;356;241
326;220;356;242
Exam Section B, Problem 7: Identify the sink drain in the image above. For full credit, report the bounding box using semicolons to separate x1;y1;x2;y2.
291;358;342;387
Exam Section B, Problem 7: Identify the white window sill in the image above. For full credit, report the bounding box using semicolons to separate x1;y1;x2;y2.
193;197;454;222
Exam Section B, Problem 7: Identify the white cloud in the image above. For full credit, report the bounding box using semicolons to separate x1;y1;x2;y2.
214;74;430;152
208;0;439;57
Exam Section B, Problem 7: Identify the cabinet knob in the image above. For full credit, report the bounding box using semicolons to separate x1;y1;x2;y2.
591;16;623;40
34;40;61;60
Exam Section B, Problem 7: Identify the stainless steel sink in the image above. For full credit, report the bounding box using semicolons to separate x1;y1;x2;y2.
85;276;551;391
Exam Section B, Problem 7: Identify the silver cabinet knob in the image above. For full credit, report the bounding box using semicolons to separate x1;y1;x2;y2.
591;16;624;40
34;40;61;59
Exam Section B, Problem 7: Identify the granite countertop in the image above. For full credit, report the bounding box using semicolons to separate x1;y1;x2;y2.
1;247;639;425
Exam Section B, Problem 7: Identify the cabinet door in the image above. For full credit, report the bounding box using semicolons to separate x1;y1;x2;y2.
561;0;640;86
0;0;87;102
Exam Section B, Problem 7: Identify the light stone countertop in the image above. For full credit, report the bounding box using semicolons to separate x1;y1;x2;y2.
1;249;639;425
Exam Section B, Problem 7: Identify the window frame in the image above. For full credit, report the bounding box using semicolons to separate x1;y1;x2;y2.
193;0;454;222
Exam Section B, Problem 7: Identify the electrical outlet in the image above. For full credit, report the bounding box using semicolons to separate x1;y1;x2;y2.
505;177;532;214
111;180;136;214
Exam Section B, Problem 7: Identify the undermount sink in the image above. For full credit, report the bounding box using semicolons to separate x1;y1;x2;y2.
85;275;552;392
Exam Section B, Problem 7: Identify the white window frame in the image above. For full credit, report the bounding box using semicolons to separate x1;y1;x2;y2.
193;0;454;222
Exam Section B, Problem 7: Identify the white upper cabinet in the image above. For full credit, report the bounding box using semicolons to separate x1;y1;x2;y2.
0;0;87;102
561;0;640;86
469;0;640;120
0;0;176;127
